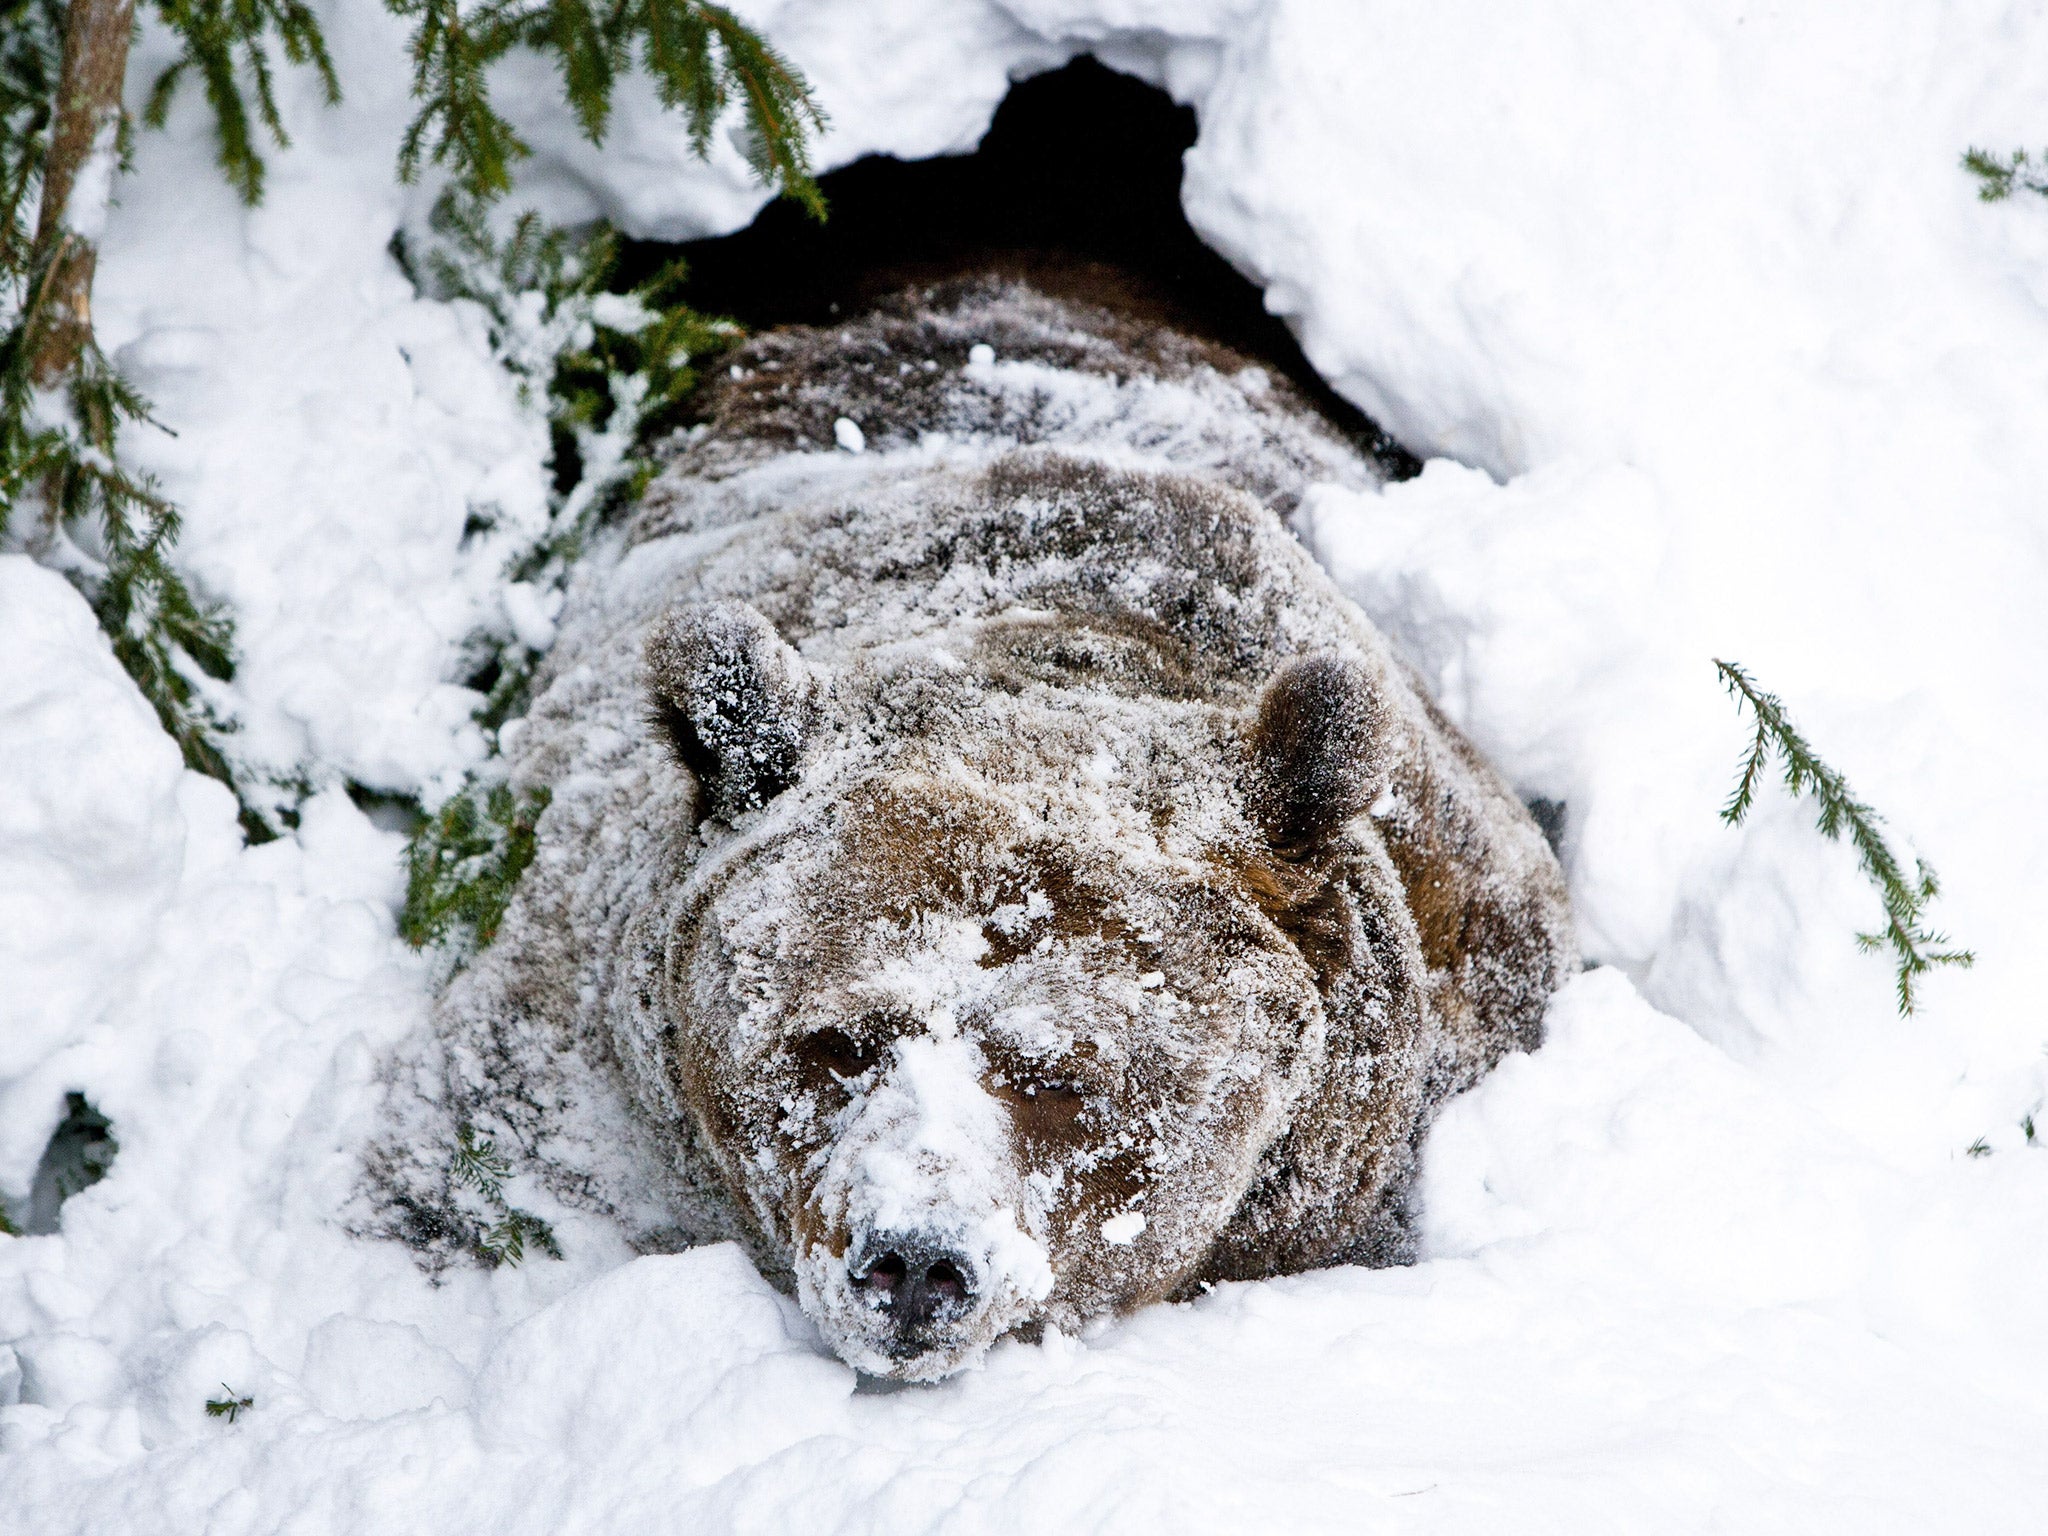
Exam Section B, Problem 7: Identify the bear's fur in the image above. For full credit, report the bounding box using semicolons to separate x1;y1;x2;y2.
361;279;1574;1381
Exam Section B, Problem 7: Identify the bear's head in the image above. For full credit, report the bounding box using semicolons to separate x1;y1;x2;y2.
641;600;1390;1381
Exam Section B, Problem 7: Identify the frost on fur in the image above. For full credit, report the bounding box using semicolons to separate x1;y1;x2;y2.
365;279;1574;1379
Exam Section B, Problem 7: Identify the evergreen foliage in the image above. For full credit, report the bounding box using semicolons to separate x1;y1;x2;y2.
1962;146;2048;202
389;0;826;216
204;1384;254;1421
0;2;61;256
389;198;738;979
1;243;248;813
449;1123;561;1267
400;781;550;951
144;0;342;205
2;0;261;828
393;188;739;731
481;1206;561;1265
1715;659;1972;1015
3;0;817;850
449;1120;513;1191
399;188;740;477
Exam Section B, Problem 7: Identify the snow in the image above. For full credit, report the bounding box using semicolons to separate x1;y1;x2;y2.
61;120;121;243
1099;1211;1145;1245
6;0;2048;1527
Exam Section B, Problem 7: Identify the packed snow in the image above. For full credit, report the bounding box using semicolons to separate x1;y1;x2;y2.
6;0;2048;1529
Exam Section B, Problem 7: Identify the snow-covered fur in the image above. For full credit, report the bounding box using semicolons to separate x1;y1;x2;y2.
362;279;1574;1381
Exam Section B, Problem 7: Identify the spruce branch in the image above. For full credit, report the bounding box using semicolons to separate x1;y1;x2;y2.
204;1384;254;1421
450;1122;511;1199
1;0;288;840
0;0;62;274
1715;659;1973;1015
401;780;550;951
448;1123;559;1267
387;0;825;216
2;237;257;817
1962;146;2048;203
393;188;737;731
481;1205;561;1266
144;0;341;206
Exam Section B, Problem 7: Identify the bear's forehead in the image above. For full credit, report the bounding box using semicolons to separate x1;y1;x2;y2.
729;831;1319;1061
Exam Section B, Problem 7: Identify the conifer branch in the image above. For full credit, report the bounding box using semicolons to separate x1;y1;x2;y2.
204;1384;254;1422
483;1206;562;1265
448;1122;559;1267
450;1122;512;1198
1962;146;2048;203
144;0;341;206
1715;659;1973;1015
387;0;825;216
401;780;550;951
2;0;307;842
0;0;62;273
3;233;254;816
392;187;739;734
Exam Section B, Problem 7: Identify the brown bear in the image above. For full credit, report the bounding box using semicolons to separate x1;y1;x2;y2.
364;278;1575;1382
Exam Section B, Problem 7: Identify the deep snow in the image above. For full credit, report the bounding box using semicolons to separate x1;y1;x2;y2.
5;0;2048;1529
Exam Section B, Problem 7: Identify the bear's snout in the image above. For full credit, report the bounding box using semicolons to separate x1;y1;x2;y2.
848;1232;981;1356
794;1029;1055;1379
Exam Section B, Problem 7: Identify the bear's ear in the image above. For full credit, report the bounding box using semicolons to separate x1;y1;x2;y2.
1245;653;1384;853
645;600;817;825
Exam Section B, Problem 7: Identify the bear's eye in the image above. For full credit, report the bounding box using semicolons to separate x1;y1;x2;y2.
797;1028;873;1081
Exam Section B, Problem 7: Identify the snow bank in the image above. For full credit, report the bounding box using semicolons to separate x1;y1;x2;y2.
6;0;2048;1527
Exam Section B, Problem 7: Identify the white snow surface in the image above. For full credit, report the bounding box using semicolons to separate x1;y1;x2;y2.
6;0;2048;1527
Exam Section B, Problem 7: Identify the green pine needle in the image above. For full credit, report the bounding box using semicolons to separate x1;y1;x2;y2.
449;1123;512;1199
204;1384;254;1422
1715;660;1973;1015
2;240;263;829
145;0;343;206
448;1122;560;1268
0;0;59;271
393;187;739;736
401;782;550;951
3;1;285;838
1962;146;2048;204
387;0;826;217
481;1206;562;1267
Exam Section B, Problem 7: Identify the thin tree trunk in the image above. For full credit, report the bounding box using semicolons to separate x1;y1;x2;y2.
31;0;135;387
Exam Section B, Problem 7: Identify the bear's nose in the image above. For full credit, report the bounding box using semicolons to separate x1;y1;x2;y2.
849;1234;979;1344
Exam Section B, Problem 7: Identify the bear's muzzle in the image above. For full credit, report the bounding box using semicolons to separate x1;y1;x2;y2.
797;1030;1054;1379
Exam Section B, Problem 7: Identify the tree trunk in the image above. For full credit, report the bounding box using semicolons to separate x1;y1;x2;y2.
31;0;135;387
